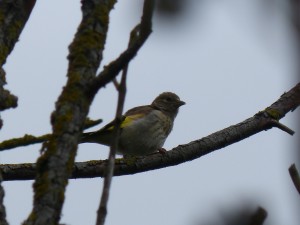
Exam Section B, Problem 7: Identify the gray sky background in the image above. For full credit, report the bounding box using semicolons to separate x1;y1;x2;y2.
0;0;299;225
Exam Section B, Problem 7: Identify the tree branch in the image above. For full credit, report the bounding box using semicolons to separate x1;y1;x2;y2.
96;2;154;222
0;0;35;221
0;134;50;151
0;171;8;225
0;0;35;123
96;48;127;225
289;164;300;195
0;69;17;112
0;118;102;151
88;0;155;96
22;1;117;225
0;0;36;67
269;119;294;135
2;82;300;181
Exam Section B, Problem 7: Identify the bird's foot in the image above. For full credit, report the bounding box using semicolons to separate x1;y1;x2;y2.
158;148;167;154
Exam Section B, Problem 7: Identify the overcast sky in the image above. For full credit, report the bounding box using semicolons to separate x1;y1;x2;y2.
1;1;299;225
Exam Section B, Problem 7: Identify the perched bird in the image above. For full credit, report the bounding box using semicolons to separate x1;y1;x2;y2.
80;92;185;156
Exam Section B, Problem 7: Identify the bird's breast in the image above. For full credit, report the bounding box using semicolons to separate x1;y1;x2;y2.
118;110;173;156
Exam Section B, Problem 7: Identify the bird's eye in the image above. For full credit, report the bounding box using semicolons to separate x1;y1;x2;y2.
165;97;172;102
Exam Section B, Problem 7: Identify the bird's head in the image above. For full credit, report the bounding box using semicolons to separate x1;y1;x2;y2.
151;92;185;118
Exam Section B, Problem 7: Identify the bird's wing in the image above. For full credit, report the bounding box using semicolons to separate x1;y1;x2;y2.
99;105;154;132
80;105;155;145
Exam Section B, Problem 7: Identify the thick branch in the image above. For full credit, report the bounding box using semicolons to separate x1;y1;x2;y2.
0;0;34;221
0;0;35;124
2;82;300;181
22;1;116;225
0;0;36;66
0;0;35;116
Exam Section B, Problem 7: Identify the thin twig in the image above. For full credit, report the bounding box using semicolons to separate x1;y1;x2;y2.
270;119;295;135
289;164;300;195
0;134;50;151
96;64;127;225
88;0;154;96
0;118;102;151
95;9;142;225
83;118;103;130
95;4;152;222
97;63;127;225
112;78;120;90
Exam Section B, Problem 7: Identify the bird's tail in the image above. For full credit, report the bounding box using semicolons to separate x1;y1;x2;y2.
80;131;112;146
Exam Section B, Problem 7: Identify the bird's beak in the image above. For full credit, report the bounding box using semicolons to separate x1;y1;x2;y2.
178;100;185;106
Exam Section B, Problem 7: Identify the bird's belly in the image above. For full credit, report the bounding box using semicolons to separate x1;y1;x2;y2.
118;114;169;156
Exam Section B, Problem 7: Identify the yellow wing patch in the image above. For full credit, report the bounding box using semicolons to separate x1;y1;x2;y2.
106;114;144;131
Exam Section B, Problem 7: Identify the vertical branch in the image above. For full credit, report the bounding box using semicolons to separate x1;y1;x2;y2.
0;0;35;221
96;60;127;225
95;2;155;224
23;1;117;225
290;1;300;192
0;171;8;225
290;0;300;176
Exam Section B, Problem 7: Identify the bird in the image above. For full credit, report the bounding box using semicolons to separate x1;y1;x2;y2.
80;92;185;156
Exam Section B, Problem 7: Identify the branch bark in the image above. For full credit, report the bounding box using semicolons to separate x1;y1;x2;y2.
0;0;35;124
22;1;117;225
2;82;300;181
0;0;36;67
0;0;36;220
